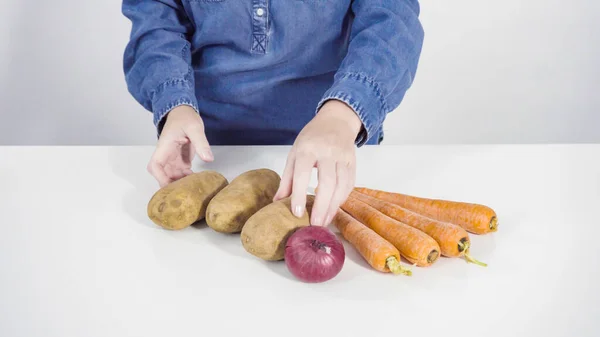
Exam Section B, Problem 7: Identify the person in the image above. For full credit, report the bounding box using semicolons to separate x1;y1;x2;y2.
121;0;424;227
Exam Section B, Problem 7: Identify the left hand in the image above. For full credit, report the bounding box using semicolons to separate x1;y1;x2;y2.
273;100;363;226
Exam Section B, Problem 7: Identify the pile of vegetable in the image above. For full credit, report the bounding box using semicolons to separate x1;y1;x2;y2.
146;168;498;282
335;188;497;275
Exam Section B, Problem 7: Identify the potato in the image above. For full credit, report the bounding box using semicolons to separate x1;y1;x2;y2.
147;170;228;230
206;168;281;233
241;195;315;261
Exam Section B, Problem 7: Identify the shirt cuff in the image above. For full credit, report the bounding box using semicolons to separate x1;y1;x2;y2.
151;79;199;136
316;73;387;147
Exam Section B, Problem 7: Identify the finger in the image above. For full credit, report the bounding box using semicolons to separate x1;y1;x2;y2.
163;139;193;179
181;141;195;166
170;167;187;181
172;151;192;172
290;153;316;218
311;160;336;226
171;159;192;176
273;151;295;201
148;160;171;187
324;161;354;226
162;163;178;181
148;143;175;187
185;124;214;162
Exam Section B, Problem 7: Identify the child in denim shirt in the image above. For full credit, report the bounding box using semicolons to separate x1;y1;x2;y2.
122;0;423;226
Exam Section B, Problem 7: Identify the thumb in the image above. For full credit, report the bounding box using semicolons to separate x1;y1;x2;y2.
185;124;214;162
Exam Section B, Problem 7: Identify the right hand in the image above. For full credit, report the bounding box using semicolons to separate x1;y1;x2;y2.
147;105;213;187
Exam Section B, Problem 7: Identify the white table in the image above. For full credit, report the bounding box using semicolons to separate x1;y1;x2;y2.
1;145;598;337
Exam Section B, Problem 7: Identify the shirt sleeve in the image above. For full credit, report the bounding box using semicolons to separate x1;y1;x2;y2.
122;0;199;135
316;0;425;146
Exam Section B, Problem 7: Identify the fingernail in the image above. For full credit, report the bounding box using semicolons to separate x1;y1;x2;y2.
313;216;322;227
201;150;214;161
293;205;304;218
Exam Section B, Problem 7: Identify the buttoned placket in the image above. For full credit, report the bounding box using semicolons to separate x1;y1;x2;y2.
251;0;269;54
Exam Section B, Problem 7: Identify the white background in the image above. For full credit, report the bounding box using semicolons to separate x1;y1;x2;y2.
1;0;599;145
1;145;599;337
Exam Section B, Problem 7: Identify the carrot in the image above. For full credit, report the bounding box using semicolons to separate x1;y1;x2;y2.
333;209;412;276
351;190;486;266
341;197;441;267
354;187;498;235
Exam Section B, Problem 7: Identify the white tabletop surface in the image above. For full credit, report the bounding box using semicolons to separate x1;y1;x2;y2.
1;145;598;337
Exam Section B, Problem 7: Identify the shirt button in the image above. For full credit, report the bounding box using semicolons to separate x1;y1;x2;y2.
256;8;265;17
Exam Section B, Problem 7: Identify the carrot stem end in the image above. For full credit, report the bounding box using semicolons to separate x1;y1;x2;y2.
386;256;412;276
489;216;498;232
458;241;488;267
464;251;488;267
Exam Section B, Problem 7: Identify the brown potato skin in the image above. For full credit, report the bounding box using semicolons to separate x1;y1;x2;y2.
241;195;315;261
206;168;281;233
147;171;228;230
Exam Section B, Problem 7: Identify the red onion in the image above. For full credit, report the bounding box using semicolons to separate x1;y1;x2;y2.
284;226;345;283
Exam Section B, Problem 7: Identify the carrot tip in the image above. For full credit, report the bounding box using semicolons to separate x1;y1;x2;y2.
386;256;412;276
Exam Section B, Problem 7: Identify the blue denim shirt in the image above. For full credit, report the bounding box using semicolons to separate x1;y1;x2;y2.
122;0;424;145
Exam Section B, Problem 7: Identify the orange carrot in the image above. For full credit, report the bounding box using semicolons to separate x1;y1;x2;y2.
333;209;412;276
351;190;486;266
355;187;498;234
341;197;441;267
